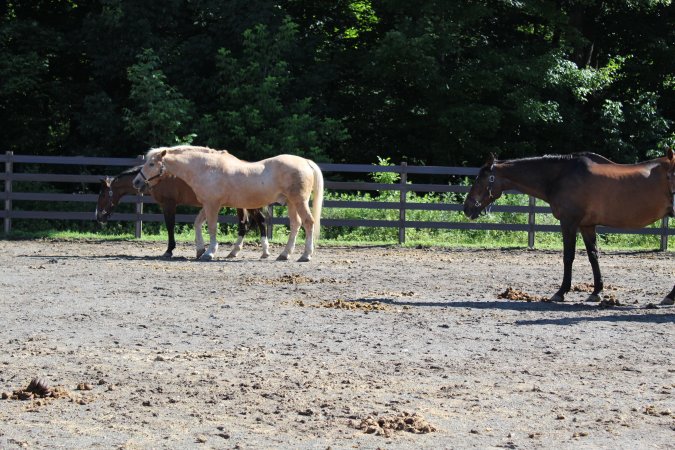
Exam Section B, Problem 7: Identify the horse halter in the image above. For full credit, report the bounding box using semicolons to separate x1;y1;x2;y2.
474;163;497;208
138;162;165;185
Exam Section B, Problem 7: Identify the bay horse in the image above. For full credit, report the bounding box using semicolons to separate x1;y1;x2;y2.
463;149;675;304
132;145;324;262
96;166;270;259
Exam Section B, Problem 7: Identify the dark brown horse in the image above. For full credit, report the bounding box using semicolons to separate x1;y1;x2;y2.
96;166;270;259
464;149;675;304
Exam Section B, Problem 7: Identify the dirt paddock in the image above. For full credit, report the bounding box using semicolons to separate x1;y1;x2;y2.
0;239;673;449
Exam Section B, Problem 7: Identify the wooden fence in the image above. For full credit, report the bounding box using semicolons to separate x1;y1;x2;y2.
1;151;672;249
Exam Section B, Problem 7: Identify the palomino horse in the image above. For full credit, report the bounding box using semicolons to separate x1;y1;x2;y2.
132;145;324;262
96;166;270;259
464;149;675;304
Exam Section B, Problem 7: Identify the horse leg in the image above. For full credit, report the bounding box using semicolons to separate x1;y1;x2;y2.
227;209;246;258
660;284;675;305
255;209;270;259
580;226;603;302
277;206;300;261
194;209;207;259
162;202;177;258
297;201;315;262
200;205;220;261
550;221;578;302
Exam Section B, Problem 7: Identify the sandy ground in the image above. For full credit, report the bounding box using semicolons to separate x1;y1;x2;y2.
0;239;673;449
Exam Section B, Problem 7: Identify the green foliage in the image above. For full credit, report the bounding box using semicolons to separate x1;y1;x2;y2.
123;49;195;147
0;0;672;165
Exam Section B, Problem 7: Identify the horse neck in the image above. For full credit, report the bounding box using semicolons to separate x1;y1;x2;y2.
164;153;214;181
496;158;568;202
111;173;139;200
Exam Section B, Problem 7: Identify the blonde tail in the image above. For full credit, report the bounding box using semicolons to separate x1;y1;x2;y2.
308;160;324;242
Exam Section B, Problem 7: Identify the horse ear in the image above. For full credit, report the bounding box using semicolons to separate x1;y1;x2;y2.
160;149;167;158
667;146;673;161
486;153;496;166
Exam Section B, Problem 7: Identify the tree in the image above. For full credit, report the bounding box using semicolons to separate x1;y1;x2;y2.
123;49;194;147
197;17;348;161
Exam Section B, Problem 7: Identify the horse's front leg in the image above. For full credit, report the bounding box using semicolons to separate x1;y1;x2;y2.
200;205;220;261
660;284;675;305
550;221;578;302
227;209;247;258
580;226;604;302
194;209;207;259
162;202;177;258
256;208;271;259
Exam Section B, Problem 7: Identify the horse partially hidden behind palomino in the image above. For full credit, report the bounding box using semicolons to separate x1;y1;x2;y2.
132;145;324;262
463;148;675;305
96;166;270;259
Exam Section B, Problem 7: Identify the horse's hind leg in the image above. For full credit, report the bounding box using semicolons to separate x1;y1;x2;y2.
227;209;247;258
194;209;207;259
200;205;220;261
581;226;603;302
550;221;578;302
297;201;315;262
277;206;300;261
660;284;675;305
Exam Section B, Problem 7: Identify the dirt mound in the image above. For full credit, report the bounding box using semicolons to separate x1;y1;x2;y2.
245;274;338;285
497;287;544;302
317;299;389;311
293;298;390;311
2;378;70;401
352;412;436;437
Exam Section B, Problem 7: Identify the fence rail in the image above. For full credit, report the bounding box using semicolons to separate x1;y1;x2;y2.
1;152;672;249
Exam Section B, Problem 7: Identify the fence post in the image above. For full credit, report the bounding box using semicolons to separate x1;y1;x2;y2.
660;216;669;251
4;151;13;234
398;162;407;244
527;196;536;249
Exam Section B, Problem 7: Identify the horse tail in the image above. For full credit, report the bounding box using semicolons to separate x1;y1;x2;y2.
308;160;324;242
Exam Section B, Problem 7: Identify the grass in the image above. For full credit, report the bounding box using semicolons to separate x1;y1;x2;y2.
2;219;672;252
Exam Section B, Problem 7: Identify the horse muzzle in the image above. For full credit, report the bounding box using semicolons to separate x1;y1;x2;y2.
463;202;482;220
95;210;110;224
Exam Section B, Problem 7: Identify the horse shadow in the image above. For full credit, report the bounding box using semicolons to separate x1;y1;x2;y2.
350;297;675;324
18;253;248;263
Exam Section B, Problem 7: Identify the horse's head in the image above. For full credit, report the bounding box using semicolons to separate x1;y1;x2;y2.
133;149;166;190
463;154;504;220
95;177;115;223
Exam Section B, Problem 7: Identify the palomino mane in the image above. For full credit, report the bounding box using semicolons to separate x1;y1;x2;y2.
146;145;228;159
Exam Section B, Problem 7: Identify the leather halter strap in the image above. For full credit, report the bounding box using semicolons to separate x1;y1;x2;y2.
138;163;165;184
473;163;497;208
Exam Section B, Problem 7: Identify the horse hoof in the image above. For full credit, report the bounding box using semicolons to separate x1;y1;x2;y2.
660;296;674;306
586;294;601;302
297;255;311;262
226;252;237;259
196;249;206;259
548;294;564;303
260;253;270;259
276;254;289;261
199;253;214;261
161;252;173;259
